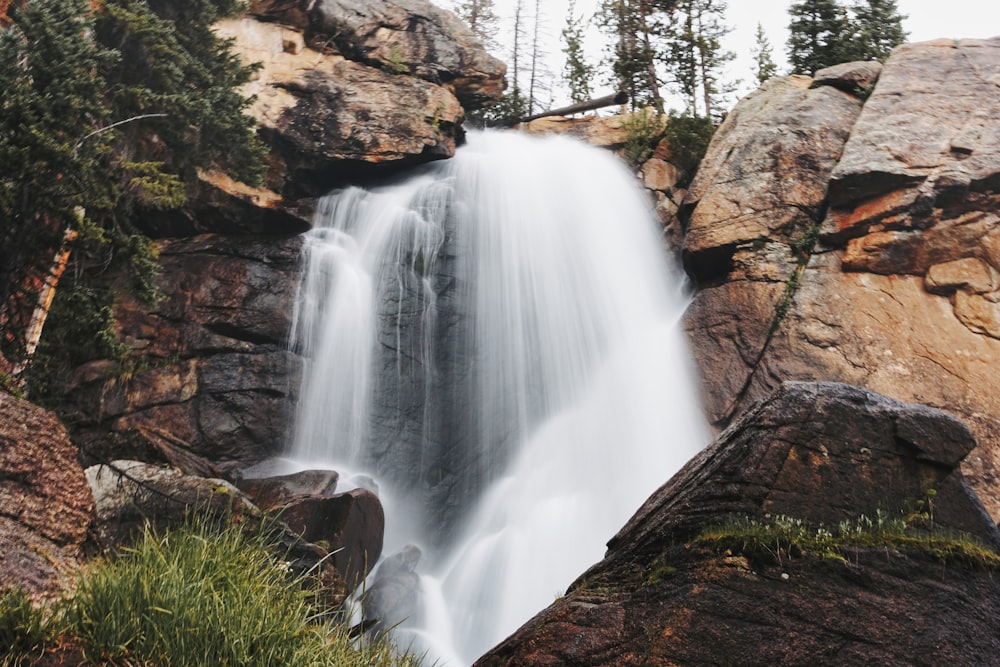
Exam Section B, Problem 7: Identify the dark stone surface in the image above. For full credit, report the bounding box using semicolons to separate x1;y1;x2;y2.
65;234;303;474
278;488;385;591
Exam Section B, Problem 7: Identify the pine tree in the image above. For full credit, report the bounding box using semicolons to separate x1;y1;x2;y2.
787;0;852;75
561;0;594;104
663;0;734;119
1;0;265;381
452;0;500;51
598;0;663;111
527;0;549;114
849;0;907;62
751;22;778;85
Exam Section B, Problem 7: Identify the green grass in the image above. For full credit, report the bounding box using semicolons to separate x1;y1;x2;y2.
0;588;52;666
695;510;1000;568
1;515;421;667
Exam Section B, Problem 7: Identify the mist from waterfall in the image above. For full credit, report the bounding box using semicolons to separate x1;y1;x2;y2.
288;131;707;665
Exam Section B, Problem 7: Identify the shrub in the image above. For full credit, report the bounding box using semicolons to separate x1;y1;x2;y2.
662;111;716;186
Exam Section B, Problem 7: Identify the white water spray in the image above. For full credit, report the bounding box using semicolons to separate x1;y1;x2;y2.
289;131;706;664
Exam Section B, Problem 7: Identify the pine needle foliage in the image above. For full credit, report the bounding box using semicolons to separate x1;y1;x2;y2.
0;0;266;381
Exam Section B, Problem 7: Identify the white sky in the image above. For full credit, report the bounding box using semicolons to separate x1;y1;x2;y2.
456;0;1000;110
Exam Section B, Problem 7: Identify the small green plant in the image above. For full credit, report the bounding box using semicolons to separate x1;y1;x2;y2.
661;111;716;185
385;45;408;74
621;108;666;168
696;509;1000;569
0;588;53;666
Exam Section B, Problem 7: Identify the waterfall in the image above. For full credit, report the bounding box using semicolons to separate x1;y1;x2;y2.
288;131;707;665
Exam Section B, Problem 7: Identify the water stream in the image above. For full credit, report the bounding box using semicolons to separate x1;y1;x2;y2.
287;131;706;664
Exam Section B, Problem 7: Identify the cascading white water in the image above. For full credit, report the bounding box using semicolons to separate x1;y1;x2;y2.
289;131;707;665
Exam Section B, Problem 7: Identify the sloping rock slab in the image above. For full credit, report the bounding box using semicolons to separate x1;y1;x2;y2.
476;382;1000;666
249;0;505;110
0;393;94;597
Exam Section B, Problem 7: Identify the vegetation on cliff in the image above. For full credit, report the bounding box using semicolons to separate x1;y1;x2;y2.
0;0;265;387
0;515;420;667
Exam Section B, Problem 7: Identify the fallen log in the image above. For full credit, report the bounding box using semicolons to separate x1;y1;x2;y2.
505;91;630;126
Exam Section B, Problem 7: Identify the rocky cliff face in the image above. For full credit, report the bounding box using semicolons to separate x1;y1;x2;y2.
477;382;1000;666
680;38;1000;519
61;0;505;475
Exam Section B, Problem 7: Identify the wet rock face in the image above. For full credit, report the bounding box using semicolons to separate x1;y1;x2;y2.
0;393;93;597
680;37;1000;520
66;235;303;474
476;383;1000;667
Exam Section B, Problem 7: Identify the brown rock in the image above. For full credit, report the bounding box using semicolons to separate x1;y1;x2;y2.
66;235;303;473
954;290;1000;339
278;489;385;591
520;114;628;150
217;18;466;198
0;393;93;597
679;36;1000;523
640;158;681;192
825;38;1000;214
925;257;998;295
237;469;339;509
476;383;1000;667
307;0;505;110
812;60;883;97
681;75;862;283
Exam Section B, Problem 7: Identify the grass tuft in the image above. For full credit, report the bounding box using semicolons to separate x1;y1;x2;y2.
4;513;420;667
0;588;53;666
695;510;1000;568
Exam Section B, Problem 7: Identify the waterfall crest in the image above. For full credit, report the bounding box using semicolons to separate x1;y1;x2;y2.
289;131;706;664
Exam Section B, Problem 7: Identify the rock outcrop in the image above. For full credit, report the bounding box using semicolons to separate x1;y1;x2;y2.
477;382;1000;666
238;470;385;591
60;235;303;475
680;38;1000;519
0;393;93;598
201;0;504;216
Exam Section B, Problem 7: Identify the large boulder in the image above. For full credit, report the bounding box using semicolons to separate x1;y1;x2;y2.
476;383;1000;666
304;0;505;110
238;471;385;592
64;235;303;474
216;18;467;202
0;393;93;597
680;38;1000;519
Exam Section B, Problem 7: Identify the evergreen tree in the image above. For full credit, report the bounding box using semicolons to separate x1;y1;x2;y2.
849;0;907;62
527;0;549;114
598;0;663;111
787;0;852;74
452;0;500;51
663;0;734;119
561;0;595;104
751;22;778;85
0;0;265;381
